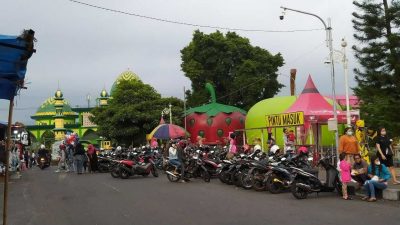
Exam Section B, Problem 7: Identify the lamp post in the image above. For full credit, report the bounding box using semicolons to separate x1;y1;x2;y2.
340;38;351;127
86;93;91;108
169;103;172;124
331;38;351;127
280;6;339;156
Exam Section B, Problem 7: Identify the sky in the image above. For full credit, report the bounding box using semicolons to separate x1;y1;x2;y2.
0;0;360;124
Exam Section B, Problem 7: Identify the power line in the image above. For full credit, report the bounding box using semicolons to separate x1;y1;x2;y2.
68;0;324;33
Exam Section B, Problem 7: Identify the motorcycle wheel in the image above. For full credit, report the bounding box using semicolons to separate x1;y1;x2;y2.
219;170;231;184
266;173;284;194
120;169;130;179
110;167;120;178
252;175;266;191
167;173;180;182
155;162;163;170
241;173;253;190
234;172;244;187
201;170;211;183
291;179;308;199
151;167;159;177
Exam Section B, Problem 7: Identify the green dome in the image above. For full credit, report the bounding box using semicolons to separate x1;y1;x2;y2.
245;96;297;129
245;96;297;148
55;89;63;98
110;70;141;95
31;97;77;119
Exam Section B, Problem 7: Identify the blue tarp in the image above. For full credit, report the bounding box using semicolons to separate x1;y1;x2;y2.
0;30;35;100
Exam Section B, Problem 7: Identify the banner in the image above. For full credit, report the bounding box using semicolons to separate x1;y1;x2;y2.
265;111;304;127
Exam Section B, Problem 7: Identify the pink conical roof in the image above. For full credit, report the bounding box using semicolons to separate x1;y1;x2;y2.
285;75;347;122
159;116;165;125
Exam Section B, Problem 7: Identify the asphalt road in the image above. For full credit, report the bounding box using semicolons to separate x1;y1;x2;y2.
1;167;399;225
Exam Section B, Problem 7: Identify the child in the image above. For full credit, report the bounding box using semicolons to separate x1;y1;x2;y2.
339;152;352;200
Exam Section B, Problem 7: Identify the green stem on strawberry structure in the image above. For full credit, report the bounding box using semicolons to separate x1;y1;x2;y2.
205;82;217;103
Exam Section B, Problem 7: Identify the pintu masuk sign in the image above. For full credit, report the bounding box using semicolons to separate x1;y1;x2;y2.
265;111;304;127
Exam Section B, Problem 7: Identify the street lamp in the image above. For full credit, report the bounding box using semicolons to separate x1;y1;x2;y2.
280;6;339;156
331;38;351;127
86;93;91;108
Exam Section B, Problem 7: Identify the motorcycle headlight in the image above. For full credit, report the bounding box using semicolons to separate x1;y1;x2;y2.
40;158;45;162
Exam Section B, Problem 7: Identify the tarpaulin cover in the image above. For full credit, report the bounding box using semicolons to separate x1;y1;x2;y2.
0;33;32;100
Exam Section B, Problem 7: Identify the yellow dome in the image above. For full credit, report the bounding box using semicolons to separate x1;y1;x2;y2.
100;89;109;98
110;70;141;95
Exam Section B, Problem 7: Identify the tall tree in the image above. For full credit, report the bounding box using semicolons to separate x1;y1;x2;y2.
181;30;284;111
90;80;183;146
352;0;400;135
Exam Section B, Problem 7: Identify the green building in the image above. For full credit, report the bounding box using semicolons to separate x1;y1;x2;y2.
26;70;140;147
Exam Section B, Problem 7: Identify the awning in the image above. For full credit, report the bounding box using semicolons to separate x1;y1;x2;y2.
0;29;36;100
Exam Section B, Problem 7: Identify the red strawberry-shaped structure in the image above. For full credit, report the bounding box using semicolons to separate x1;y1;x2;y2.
185;83;246;145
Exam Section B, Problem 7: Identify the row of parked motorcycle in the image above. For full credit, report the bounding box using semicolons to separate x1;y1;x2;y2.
100;145;343;200
217;148;343;199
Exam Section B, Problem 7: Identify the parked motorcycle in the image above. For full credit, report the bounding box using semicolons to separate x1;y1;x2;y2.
165;151;210;183
291;156;342;199
118;153;158;179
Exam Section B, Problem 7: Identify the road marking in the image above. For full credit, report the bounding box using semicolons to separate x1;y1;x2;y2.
102;182;121;193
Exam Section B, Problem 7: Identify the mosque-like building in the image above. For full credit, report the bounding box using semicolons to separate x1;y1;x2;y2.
26;70;140;148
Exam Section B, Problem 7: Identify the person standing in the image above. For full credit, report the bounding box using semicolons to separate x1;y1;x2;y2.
23;150;29;169
66;142;75;172
227;133;237;160
87;144;98;173
339;153;352;200
376;127;399;185
177;141;187;183
55;144;66;173
73;142;85;174
339;127;359;163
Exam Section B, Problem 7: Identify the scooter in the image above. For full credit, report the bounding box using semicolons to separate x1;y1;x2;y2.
291;156;342;199
166;152;211;183
118;154;158;179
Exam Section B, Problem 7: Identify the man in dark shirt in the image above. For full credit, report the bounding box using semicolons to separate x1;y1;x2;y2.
351;154;368;187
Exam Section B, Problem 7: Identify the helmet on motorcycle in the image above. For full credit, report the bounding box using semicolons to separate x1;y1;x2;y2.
116;146;122;151
40;144;45;149
298;146;308;155
270;145;280;154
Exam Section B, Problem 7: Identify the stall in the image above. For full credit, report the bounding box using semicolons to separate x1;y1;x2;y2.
284;75;358;153
244;75;359;153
